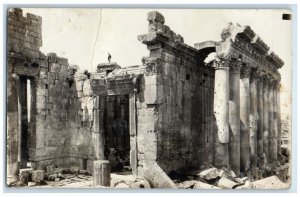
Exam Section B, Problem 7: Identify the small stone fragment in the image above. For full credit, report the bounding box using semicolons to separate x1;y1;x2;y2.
28;182;36;187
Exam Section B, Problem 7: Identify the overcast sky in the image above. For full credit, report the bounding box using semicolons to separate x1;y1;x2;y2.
22;8;292;119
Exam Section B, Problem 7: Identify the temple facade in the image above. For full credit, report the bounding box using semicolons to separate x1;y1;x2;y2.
6;9;288;187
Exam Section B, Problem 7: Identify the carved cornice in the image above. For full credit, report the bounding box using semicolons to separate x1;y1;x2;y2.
217;23;284;81
251;35;270;55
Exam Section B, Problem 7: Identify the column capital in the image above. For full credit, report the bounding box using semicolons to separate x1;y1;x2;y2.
229;58;243;73
214;59;230;68
250;69;261;82
269;78;280;88
240;65;252;78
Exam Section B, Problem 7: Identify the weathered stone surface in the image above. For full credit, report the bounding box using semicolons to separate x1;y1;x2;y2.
19;168;33;184
31;170;44;182
115;182;130;188
143;162;177;188
217;177;238;189
234;178;244;184
70;166;79;174
250;176;290;189
194;181;221;189
177;180;197;189
48;174;57;181
129;179;151;189
199;168;219;180
147;11;165;23
28;182;36;187
93;160;111;187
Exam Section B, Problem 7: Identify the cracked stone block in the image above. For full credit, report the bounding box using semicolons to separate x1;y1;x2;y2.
31;170;45;183
199;168;219;180
217;177;238;189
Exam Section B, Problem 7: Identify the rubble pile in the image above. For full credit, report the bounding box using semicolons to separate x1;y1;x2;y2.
175;166;290;189
9;164;93;188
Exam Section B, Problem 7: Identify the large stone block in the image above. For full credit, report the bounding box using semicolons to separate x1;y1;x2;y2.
93;160;111;187
31;170;44;182
147;11;165;24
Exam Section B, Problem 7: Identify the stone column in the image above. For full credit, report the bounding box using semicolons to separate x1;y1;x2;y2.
228;59;241;176
270;80;278;163
129;93;138;178
249;70;258;173
92;96;105;160
263;76;270;165
268;80;275;164
276;82;282;157
7;73;21;182
256;76;264;168
240;65;251;173
213;60;229;168
93;160;111;187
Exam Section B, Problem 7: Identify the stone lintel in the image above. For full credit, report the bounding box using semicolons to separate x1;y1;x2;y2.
97;62;120;73
13;65;39;77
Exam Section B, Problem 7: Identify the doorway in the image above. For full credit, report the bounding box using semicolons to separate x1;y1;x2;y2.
18;76;32;168
104;95;131;173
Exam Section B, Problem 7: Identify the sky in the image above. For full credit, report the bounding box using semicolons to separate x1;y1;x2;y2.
21;8;292;119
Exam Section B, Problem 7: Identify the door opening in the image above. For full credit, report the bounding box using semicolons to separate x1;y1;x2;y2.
104;95;131;174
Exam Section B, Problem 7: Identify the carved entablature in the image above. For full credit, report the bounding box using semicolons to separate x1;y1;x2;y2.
236;25;256;42
251;35;270;55
106;73;142;95
217;23;284;81
266;51;284;69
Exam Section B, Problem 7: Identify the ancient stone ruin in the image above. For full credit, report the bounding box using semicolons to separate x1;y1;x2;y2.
6;8;290;189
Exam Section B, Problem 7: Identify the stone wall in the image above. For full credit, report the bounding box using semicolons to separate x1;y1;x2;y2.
32;53;96;171
137;11;215;174
7;8;43;179
7;8;97;174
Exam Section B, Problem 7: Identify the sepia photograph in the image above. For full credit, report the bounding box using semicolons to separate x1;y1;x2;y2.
5;7;293;190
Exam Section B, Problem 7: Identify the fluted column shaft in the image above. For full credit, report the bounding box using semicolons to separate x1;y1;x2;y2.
250;71;258;171
263;78;270;165
213;60;229;168
268;81;275;163
228;60;241;176
276;83;281;157
257;77;264;168
240;65;251;172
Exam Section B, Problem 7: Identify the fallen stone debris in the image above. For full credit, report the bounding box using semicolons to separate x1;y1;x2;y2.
175;166;290;189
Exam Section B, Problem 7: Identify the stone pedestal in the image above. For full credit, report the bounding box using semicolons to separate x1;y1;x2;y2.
213;61;229;168
93;160;111;187
240;66;251;172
